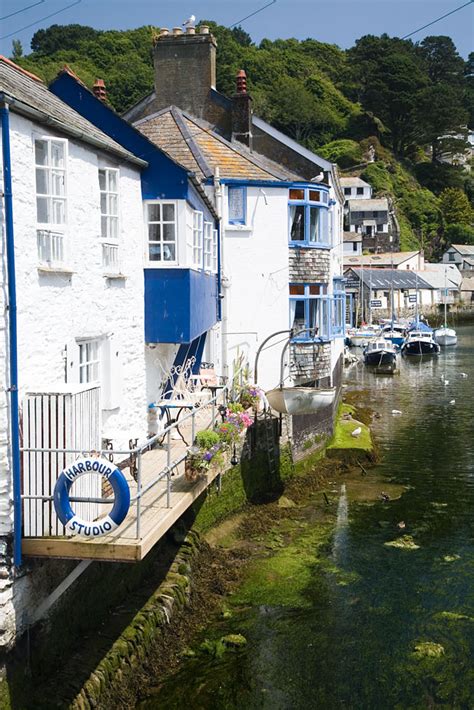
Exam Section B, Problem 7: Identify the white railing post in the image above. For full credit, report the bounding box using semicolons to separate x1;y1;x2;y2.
135;449;142;539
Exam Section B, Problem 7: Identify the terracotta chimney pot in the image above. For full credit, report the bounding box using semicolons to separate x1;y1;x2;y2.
92;78;107;101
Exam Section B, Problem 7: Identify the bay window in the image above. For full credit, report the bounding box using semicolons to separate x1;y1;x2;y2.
289;187;330;247
289;283;331;341
193;210;203;267
203;221;213;270
212;228;218;272
147;202;177;263
332;278;346;336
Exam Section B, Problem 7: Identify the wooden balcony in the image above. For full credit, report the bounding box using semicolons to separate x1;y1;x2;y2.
22;402;228;563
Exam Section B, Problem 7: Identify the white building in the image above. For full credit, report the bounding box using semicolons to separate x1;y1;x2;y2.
441;244;474;270
340;176;372;200
344;250;425;271
343;231;362;256
0;58;154;648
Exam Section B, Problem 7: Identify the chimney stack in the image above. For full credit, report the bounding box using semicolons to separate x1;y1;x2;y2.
232;69;252;149
92;78;107;102
152;25;216;119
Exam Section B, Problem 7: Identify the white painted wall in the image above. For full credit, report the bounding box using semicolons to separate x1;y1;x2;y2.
0;112;149;649
222;185;290;391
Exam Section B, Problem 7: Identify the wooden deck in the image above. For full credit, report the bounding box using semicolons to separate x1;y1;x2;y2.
22;405;223;562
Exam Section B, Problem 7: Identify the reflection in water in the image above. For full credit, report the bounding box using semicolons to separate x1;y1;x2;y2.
332;483;348;564
141;326;474;710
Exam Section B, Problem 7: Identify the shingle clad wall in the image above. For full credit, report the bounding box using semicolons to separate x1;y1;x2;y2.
289;249;330;283
290;342;332;382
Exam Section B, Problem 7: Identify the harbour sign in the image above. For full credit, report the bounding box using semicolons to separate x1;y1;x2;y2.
370;299;382;308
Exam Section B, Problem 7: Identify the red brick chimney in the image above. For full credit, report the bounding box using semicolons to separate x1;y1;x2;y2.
232;69;252;149
92;78;107;102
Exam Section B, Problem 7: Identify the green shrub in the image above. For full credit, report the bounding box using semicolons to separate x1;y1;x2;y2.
194;430;221;449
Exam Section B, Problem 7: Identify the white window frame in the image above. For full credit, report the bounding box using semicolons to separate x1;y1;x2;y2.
35;136;68;228
228;186;246;225
78;338;101;385
192;210;203;268
99;168;120;242
212;228;218;272
35;137;68;267
145;200;178;265
203;221;213;270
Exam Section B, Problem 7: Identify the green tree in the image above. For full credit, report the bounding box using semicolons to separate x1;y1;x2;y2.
444;222;474;245
11;39;23;60
419;36;465;83
414;83;469;162
439;188;473;225
30;24;99;54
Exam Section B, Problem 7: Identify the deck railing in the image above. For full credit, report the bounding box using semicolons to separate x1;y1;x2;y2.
21;388;227;541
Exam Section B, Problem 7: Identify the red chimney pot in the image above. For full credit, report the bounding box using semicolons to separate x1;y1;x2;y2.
93;78;107;101
236;69;247;94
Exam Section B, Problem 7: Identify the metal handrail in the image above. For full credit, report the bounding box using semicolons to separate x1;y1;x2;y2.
20;387;227;541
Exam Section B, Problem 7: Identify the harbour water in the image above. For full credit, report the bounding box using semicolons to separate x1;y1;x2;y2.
140;324;474;709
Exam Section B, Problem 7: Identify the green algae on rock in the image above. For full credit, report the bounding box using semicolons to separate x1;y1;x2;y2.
384;535;420;550
412;641;445;659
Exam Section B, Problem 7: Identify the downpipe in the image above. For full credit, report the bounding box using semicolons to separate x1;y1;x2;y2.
1;99;22;567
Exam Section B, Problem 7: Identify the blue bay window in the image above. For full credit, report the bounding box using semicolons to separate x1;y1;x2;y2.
289;187;330;247
289;283;331;341
332;278;346;336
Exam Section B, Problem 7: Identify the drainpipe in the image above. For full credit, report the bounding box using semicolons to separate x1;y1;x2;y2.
1;98;22;567
214;167;229;379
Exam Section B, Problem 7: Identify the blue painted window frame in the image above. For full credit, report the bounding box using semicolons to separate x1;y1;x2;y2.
228;186;247;225
288;188;330;248
289;283;331;342
332;278;346;337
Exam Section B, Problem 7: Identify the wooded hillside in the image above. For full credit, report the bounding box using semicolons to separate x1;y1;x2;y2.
13;21;474;256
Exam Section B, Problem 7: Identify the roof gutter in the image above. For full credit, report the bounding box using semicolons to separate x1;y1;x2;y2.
0;97;22;566
204;177;330;189
0;92;147;169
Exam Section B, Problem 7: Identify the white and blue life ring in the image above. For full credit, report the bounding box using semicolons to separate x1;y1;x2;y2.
53;456;130;538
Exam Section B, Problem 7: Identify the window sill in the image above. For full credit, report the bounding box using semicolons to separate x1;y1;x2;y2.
38;265;74;275
103;272;127;280
289;243;332;250
291;337;332;345
226;224;252;232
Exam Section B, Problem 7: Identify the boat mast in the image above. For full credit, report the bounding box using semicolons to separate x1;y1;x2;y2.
444;266;447;329
390;236;394;324
415;270;419;324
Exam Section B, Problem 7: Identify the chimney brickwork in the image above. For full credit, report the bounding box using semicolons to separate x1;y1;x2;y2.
231;69;253;148
152;27;217;120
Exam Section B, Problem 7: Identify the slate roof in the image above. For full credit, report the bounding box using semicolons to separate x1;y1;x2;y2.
0;57;145;167
345;267;433;290
340;177;371;188
343;231;362;242
344;251;421;267
133;106;305;183
450;244;474;255
348;198;389;211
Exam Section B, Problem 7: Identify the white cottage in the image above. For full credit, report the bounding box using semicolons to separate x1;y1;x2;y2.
0;57;148;648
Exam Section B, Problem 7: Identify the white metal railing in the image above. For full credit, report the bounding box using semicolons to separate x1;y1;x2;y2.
21;388;227;542
102;242;120;273
37;229;65;267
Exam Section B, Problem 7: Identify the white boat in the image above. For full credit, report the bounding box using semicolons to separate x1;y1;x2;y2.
433;326;457;347
347;325;380;347
265;386;336;415
433;268;457;346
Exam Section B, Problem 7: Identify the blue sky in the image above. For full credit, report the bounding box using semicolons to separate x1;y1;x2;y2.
1;0;473;58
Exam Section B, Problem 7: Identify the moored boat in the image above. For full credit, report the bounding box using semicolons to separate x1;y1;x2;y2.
265;386;336;415
363;340;398;367
401;326;440;356
347;325;380;347
433;326;457;347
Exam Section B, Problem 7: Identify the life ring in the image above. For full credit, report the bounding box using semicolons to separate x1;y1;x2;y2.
53;456;130;538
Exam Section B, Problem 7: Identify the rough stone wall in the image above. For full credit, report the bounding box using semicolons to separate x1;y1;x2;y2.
152;34;217;122
289;248;330;283
290;342;332;383
363;231;400;253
